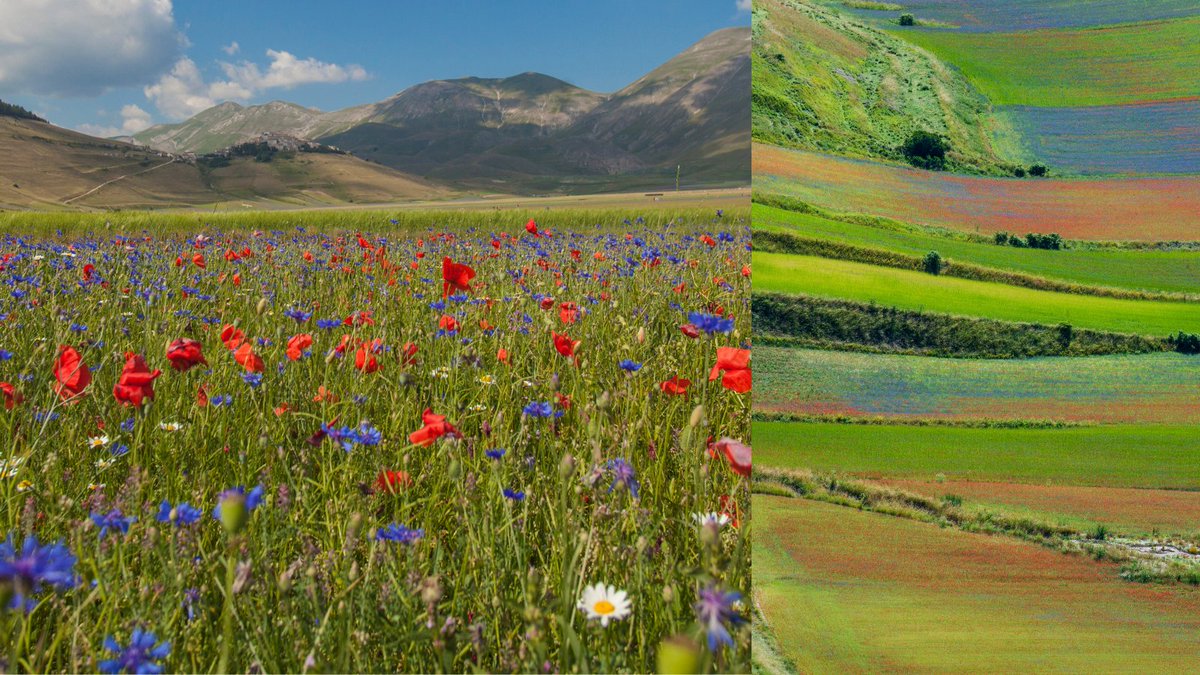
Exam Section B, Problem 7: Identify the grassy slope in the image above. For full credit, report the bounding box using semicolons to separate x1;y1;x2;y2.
754;252;1200;334
756;346;1200;423
753;204;1200;294
751;0;1020;174
755;496;1200;672
897;17;1200;106
755;421;1200;488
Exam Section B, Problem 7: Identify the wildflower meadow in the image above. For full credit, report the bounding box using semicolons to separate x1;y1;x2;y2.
0;208;751;673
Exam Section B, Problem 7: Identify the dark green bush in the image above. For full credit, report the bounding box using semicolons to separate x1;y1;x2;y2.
1168;332;1200;354
899;13;915;26
1029;163;1047;177
901;130;948;170
923;250;943;275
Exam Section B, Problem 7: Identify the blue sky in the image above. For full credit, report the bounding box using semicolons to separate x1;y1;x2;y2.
0;0;750;136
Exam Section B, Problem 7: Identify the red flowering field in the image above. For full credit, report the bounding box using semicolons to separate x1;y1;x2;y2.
0;208;751;673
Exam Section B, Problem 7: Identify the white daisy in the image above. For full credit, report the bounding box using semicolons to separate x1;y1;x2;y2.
16;480;33;492
478;374;496;386
577;582;632;626
159;421;183;432
95;457;115;470
87;435;110;449
692;512;732;528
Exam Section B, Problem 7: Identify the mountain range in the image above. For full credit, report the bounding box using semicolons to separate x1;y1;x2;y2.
133;27;749;194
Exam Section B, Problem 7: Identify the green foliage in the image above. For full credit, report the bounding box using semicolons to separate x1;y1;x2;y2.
902;131;949;170
899;13;915;26
1029;163;1048;177
922;250;943;274
0;98;45;122
1168;332;1200;354
752;293;1167;358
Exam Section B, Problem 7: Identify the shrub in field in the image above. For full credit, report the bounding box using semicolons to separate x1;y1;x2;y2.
1012;167;1026;178
0;215;751;673
901;130;949;170
994;231;1010;245
1029;163;1047;177
923;250;943;275
1168;332;1200;354
899;13;915;26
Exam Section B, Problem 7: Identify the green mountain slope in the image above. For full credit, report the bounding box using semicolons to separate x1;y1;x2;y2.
752;0;1022;174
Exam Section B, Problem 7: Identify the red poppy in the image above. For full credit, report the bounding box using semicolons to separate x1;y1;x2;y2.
220;324;244;350
552;331;579;361
82;264;95;283
709;347;751;393
660;376;691;396
558;302;579;324
355;342;380;373
497;347;509;365
286;334;313;361
438;315;459;332
343;311;375;327
233;343;264;373
192;253;206;268
303;251;314;263
313;385;338;403
0;382;23;410
409;408;460;447
525;218;539;236
555;392;572;409
400;342;418;367
719;494;741;529
680;324;700;339
113;352;162;407
442;257;476;300
714;438;751;477
165;338;206;371
700;235;716;247
53;345;92;400
375;469;413;494
197;384;209;407
741;265;751;278
539;297;554;311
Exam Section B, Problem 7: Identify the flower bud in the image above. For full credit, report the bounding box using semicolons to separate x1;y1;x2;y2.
218;493;248;534
656;635;702;674
558;453;576;480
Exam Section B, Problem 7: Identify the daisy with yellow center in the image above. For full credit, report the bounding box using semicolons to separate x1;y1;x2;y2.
577;582;632;627
87;435;110;449
159;422;183;432
478;374;496;386
16;480;33;492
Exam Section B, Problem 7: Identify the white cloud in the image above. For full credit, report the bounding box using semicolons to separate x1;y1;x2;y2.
145;50;368;120
222;41;240;56
0;0;185;96
736;0;752;11
75;104;155;138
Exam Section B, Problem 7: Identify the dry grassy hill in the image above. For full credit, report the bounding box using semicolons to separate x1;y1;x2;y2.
0;117;449;210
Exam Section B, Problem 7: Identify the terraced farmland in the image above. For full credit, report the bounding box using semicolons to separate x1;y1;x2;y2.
824;0;1200;32
757;346;1200;423
755;144;1200;240
755;252;1200;335
754;204;1200;294
898;16;1200;107
756;497;1200;673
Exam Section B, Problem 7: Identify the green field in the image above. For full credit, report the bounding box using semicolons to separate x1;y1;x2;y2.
755;252;1200;335
755;496;1200;673
755;421;1200;488
754;204;1200;295
758;346;1200;423
897;17;1200;106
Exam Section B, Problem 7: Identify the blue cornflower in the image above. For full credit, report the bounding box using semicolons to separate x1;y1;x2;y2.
119;418;136;433
428;300;447;311
503;488;525;501
523;401;554;418
322;424;359;452
605;458;640;499
485;448;506;460
355;423;382;446
687;312;734;334
0;349;12;361
375;523;425;544
284;308;312;322
69;323;88;332
210;395;232;407
109;444;130;457
694;585;747;652
619;359;642;372
316;319;341;329
98;627;171;674
155;500;202;527
241;373;262;388
0;534;77;603
90;509;135;540
211;484;265;521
